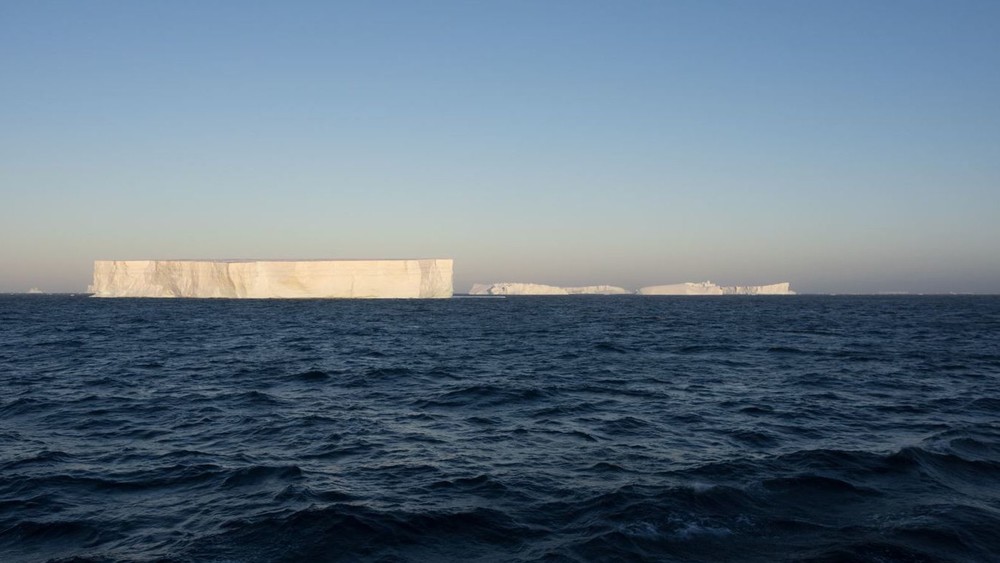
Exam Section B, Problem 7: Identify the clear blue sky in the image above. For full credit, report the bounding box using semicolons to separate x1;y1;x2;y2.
2;1;998;293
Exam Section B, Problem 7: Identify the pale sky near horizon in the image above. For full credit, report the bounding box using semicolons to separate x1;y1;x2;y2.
2;1;999;294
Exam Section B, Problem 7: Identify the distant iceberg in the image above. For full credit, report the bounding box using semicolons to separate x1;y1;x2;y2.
637;281;794;295
636;281;723;295
468;283;630;296
470;281;793;296
564;285;630;295
721;282;794;295
469;283;568;295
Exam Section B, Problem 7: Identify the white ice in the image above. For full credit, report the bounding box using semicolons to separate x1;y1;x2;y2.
89;259;454;298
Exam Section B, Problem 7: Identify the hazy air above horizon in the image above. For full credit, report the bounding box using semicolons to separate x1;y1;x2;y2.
2;1;998;294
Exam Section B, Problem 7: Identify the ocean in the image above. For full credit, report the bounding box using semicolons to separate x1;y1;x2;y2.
1;295;999;562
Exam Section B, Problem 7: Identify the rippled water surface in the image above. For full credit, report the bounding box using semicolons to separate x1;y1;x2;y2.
2;295;999;562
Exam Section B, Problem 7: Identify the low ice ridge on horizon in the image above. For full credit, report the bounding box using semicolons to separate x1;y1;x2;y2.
638;281;794;295
468;281;794;295
468;283;629;296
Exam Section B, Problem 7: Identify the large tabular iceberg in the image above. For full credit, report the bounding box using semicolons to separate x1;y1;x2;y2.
637;281;794;295
90;259;454;298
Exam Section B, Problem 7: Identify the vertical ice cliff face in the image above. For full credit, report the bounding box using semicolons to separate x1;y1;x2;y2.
89;259;454;298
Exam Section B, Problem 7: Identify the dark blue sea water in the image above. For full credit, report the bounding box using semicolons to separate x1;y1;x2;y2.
2;295;999;562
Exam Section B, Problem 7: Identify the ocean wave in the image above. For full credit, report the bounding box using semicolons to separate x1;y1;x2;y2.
1;295;999;562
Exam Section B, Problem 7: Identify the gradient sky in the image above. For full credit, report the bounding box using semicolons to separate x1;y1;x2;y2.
2;1;998;293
